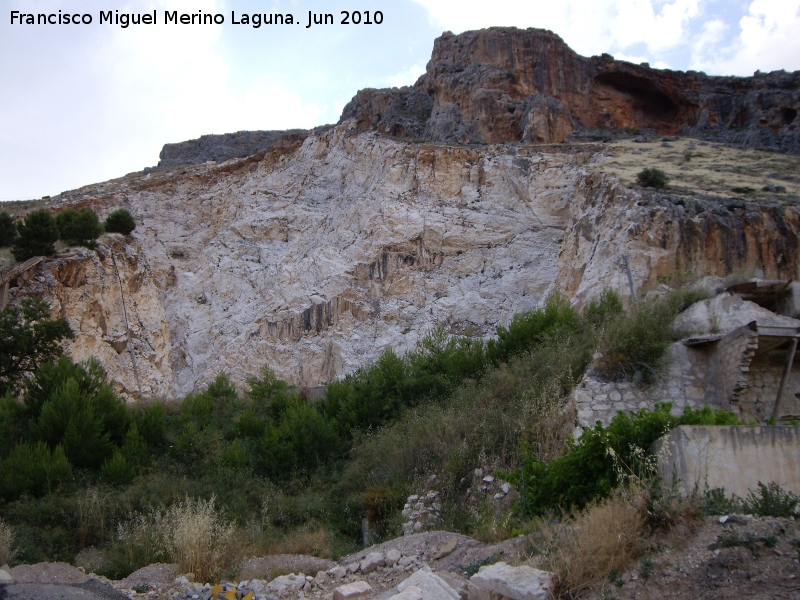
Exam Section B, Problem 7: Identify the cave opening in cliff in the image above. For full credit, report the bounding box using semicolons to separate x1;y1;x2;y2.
783;107;798;125
593;72;679;126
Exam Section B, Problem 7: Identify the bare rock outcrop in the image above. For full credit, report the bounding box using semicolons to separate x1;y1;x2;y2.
155;129;309;170
341;27;800;153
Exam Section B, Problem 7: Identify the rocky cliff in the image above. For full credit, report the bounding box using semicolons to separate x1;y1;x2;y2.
342;28;800;153
155;129;309;169
5;27;800;400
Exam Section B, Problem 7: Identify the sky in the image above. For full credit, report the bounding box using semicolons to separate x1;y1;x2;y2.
1;0;799;200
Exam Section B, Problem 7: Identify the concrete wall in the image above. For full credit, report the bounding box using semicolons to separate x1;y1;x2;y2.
652;425;800;497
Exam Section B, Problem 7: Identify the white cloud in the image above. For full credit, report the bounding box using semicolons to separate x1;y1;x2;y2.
410;0;700;57
385;63;428;88
693;0;800;75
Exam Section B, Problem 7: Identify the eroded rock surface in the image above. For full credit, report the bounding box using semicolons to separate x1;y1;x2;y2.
342;27;800;153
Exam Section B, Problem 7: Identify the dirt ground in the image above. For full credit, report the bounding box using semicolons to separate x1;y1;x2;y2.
584;515;800;600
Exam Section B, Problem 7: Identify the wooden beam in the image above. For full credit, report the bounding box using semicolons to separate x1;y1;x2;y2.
772;336;799;422
0;281;8;312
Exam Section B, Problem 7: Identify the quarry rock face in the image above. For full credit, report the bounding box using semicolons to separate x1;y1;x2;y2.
7;26;800;400
342;27;800;153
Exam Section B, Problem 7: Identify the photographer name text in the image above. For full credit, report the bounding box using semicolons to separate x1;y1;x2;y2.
10;9;384;29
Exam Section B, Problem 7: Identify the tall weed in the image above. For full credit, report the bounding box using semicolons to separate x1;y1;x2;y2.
537;491;647;597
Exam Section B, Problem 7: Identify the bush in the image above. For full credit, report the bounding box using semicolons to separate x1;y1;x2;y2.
56;208;103;248
595;292;701;383
0;212;16;247
0;297;74;396
0;441;72;500
636;167;669;189
104;209;136;235
488;295;582;366
30;358;129;468
12;209;60;261
511;403;740;516
744;482;800;517
133;402;167;449
100;451;135;486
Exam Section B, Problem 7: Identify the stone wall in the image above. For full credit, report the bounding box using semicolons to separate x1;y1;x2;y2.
653;425;800;497
572;324;762;428
574;343;717;427
738;355;800;422
711;325;759;410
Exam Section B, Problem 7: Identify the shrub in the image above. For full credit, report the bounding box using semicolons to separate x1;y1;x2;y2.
0;212;16;247
104;209;136;235
583;289;624;330
596;295;681;383
0;393;27;457
134;402;167;449
0;517;14;565
56;208;103;248
636;167;668;189
100;451;135;486
488;295;582;366
512;403;740;516
744;482;800;518
0;441;72;500
12;209;60;260
0;298;74;396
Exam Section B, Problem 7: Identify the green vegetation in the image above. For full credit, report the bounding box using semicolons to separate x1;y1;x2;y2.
0;211;16;247
0;297;74;396
1;287;721;578
744;482;800;518
104;209;136;235
12;209;60;260
56;208;103;248
510;403;741;517
636;167;669;189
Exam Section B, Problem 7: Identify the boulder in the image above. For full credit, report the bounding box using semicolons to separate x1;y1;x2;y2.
397;567;460;600
469;562;557;600
433;538;458;560
267;573;306;595
333;581;373;600
385;549;402;567
388;585;423;600
0;565;13;583
360;552;386;574
328;566;347;579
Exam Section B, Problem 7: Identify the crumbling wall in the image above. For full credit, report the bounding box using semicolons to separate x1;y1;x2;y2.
738;356;800;422
573;325;761;427
710;325;760;410
573;343;718;427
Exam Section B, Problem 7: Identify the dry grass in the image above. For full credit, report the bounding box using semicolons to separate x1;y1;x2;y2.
162;496;235;582
260;523;335;558
534;491;648;598
0;517;13;565
118;495;237;583
586;137;800;203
